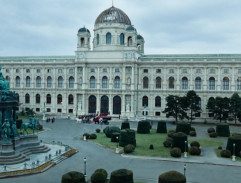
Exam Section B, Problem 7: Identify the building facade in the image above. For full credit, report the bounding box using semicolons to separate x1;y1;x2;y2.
1;6;241;120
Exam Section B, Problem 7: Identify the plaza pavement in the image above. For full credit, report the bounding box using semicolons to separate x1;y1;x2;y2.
1;118;241;183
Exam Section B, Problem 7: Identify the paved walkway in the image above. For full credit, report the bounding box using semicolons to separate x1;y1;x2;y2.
1;119;241;183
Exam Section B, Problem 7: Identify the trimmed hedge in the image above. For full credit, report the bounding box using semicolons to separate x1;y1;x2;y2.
119;129;136;147
121;122;130;130
109;169;134;183
89;133;97;139
189;131;196;137
61;171;86;183
91;172;106;183
103;126;121;138
170;147;182;158
124;144;135;153
221;150;231;158
172;132;188;152
157;121;167;133
226;135;241;156
94;169;108;179
189;146;201;156
158;171;186;183
96;129;101;133
168;130;175;138
209;132;217;138
137;120;151;134
176;122;191;135
216;124;230;137
149;144;154;150
190;141;200;148
111;132;120;142
207;128;215;133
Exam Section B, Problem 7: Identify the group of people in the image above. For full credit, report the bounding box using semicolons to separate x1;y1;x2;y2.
46;117;55;123
75;113;110;125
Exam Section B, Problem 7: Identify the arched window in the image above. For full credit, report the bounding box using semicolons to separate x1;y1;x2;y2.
80;38;84;47
114;76;120;89
58;76;63;88
169;77;174;89
102;76;108;88
120;33;124;45
57;94;62;104
68;94;74;104
90;76;96;88
69;76;74;88
142;96;148;107
182;77;188;89
47;76;52;88
209;77;215;90
155;96;161;107
143;77;149;89
195;77;201;90
223;77;229;90
128;36;132;46
36;76;41;88
15;76;20;87
26;76;30;87
97;34;100;45
36;94;40;104
156;77;161;89
237;77;241;90
106;32;111;44
25;93;30;104
46;94;51;104
5;76;10;84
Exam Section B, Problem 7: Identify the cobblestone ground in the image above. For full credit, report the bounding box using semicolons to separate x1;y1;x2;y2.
1;118;241;183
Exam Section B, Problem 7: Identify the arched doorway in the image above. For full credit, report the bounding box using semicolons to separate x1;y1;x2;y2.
101;96;109;114
113;96;121;115
88;95;96;113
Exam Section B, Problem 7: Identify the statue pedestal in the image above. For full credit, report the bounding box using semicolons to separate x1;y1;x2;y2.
0;142;14;156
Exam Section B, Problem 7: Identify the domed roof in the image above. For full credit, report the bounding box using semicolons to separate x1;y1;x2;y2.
126;25;136;31
95;6;131;25
137;34;144;40
78;27;90;33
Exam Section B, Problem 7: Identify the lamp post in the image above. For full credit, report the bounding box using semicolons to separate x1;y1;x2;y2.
232;143;236;161
184;164;187;176
83;128;86;141
184;141;187;158
115;136;119;153
42;102;46;121
83;157;87;181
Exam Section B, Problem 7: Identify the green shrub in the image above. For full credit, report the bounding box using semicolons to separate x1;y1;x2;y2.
103;126;121;138
96;129;101;133
89;133;97;139
119;129;136;147
216;124;230;137
157;121;167;133
218;146;223;150
172;132;188;152
190;127;196;132
94;169;108;179
83;133;90;139
168;130;175;138
189;131;196;137
189;146;201;156
220;150;231;158
16;119;23;129
207;128;215;133
176;121;191;135
91;172;106;183
61;171;86;183
158;170;186;183
137;120;151;134
190;141;200;148
109;169;134;183
111;132;120;142
121;122;130;130
232;133;241;137
163;140;172;148
226;135;241;156
149;144;154;150
124;144;135;153
170;148;182;158
209;132;217;138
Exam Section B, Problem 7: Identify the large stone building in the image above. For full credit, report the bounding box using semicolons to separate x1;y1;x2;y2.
0;6;241;120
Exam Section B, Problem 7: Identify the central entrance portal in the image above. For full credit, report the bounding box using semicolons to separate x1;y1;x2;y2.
101;95;109;114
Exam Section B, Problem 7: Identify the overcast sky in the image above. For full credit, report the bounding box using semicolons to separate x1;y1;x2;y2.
1;0;241;56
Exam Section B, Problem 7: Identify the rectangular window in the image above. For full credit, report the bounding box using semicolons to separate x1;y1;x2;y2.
169;69;174;74
57;109;62;113
155;112;161;116
115;68;120;72
69;68;74;73
58;69;62;73
36;108;40;112
182;69;187;74
143;69;148;73
78;67;83;74
126;67;132;74
103;68;107;73
156;69;161;73
68;109;73;113
90;68;95;73
47;69;52;73
196;68;201;73
209;68;215;74
223;68;229;74
47;108;51;112
37;69;41;73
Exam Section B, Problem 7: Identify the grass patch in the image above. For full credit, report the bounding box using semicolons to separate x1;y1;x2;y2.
215;149;241;162
91;129;172;158
193;139;223;147
17;128;42;134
